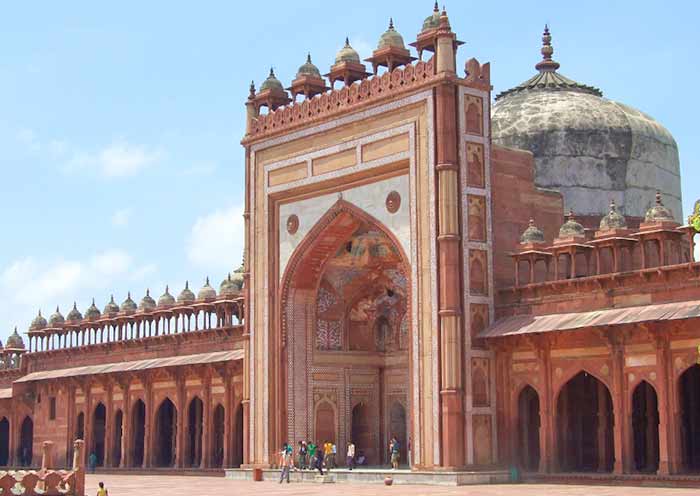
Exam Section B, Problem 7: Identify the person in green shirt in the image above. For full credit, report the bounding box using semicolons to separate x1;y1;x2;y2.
307;442;317;470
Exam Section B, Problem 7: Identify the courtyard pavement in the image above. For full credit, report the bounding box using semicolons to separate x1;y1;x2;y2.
85;474;700;495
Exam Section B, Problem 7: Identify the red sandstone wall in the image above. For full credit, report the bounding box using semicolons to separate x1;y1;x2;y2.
491;145;564;292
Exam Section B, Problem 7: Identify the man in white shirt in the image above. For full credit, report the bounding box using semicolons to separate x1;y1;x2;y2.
346;441;356;470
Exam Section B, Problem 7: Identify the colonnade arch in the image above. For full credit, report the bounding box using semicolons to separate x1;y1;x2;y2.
0;417;8;466
186;396;203;467
631;380;659;473
680;364;700;472
211;404;225;468
19;416;33;466
92;403;106;467
154;398;177;467
556;371;614;473
233;404;244;468
130;399;146;467
517;385;540;472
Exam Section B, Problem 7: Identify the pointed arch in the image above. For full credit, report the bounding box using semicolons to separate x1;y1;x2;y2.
211;403;225;468
130;399;146;467
19;416;33;466
517;385;540;471
679;364;700;472
154;397;177;467
91;402;107;467
631;380;659;473
186;396;204;467
0;417;9;466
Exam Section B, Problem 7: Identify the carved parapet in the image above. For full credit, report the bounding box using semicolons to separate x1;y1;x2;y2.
464;58;491;89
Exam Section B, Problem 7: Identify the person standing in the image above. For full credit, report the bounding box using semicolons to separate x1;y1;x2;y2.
390;437;400;470
308;441;317;470
279;443;292;484
323;441;333;470
96;482;109;496
314;442;324;475
88;452;97;474
298;441;307;470
331;442;337;468
407;437;412;468
346;441;355;470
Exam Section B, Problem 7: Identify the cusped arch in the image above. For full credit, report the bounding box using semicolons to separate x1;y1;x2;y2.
554;367;612;405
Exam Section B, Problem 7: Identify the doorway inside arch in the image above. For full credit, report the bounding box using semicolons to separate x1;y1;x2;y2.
680;364;700;472
19;416;33;466
0;417;9;466
131;399;146;467
92;403;106;467
233;404;243;468
351;403;373;465
211;404;225;468
389;402;407;466
632;381;659;473
155;398;177;467
186;397;203;467
518;385;541;471
556;371;614;472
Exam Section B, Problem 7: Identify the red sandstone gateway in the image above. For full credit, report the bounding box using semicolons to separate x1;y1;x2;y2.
1;5;698;490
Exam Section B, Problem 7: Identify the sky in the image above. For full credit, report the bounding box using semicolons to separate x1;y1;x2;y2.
0;1;698;343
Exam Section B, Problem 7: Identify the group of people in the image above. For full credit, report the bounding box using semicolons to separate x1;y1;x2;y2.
279;440;356;483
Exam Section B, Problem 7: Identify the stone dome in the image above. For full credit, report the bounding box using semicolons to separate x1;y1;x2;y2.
378;19;405;49
520;219;545;244
7;327;25;349
121;292;137;312
49;306;65;327
139;290;156;311
335;38;360;64
260;68;284;92
30;310;48;331
297;54;321;78
558;211;585;238
645;191;675;223
422;3;440;31
599;200;627;230
66;303;83;322
219;273;239;297
177;281;196;304
492;26;682;221
231;262;245;290
158;286;176;307
85;299;101;319
198;277;217;300
104;295;120;315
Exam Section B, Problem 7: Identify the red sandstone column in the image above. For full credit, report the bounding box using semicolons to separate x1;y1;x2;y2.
105;384;113;467
84;381;93;466
202;372;212;468
540;338;553;473
655;333;673;474
175;373;186;468
143;378;153;468
435;19;465;466
223;377;232;467
121;382;131;468
611;338;626;474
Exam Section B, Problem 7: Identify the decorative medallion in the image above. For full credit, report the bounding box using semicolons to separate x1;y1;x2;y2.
600;364;610;376
555;367;563;378
386;191;401;214
649;372;657;381
628;373;635;383
286;214;299;235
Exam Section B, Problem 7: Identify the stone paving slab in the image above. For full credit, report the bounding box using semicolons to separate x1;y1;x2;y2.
85;474;700;496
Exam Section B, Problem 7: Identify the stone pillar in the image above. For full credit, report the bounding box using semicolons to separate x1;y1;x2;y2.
540;339;553;473
611;339;626;474
41;440;54;470
104;384;113;468
73;439;85;496
83;383;93;467
121;383;131;468
223;377;232;467
202;373;212;468
175;373;186;468
655;333;673;474
597;379;610;471
143;378;152;468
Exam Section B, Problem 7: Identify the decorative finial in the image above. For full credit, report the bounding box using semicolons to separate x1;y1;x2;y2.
529;218;535;227
127;291;131;299
185;280;189;289
248;80;256;98
567;210;575;221
228;273;232;281
165;285;169;293
535;24;560;72
389;18;394;30
73;302;77;309
306;53;312;63
91;297;95;305
269;67;275;77
610;199;617;211
206;276;210;285
110;295;115;303
55;306;59;312
38;309;43;317
146;288;150;296
656;190;663;205
434;1;439;11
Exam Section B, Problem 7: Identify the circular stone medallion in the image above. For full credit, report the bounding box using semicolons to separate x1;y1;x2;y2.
286;214;299;235
386;191;401;213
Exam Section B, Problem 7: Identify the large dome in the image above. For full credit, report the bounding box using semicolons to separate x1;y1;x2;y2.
492;26;682;222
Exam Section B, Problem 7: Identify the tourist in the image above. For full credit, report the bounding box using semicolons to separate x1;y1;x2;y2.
88;452;97;473
307;441;317;470
331;442;337;468
298;441;307;470
346;441;355;470
408;437;412;467
390;437;400;470
323;440;333;469
279;443;292;484
96;481;108;496
314;442;324;475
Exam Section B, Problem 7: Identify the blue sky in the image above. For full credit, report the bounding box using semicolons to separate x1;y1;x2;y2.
1;1;698;343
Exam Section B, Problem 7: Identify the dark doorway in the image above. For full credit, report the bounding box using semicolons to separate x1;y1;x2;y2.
155;398;177;467
352;403;373;465
556;371;614;472
212;404;225;468
20;416;33;466
233;404;243;468
131;399;146;468
632;381;659;473
518;385;541;471
112;410;123;468
92;403;106;467
186;397;203;467
0;417;9;466
389;402;407;466
680;364;700;472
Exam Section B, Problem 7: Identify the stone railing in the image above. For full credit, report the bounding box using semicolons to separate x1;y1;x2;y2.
0;440;85;496
248;57;436;139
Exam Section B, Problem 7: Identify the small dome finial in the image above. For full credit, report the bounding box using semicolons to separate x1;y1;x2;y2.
306;52;312;63
269;67;275;77
389;18;394;30
656;190;663;205
434;1;439;11
249;80;256;98
345;36;350;46
535;24;560;72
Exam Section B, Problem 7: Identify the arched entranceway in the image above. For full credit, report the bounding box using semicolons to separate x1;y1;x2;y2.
0;417;9;466
76;412;85;440
186;397;203;467
154;398;177;467
518;385;541;471
282;201;411;458
92;403;106;467
389;402;407;467
233;404;243;468
211;404;225;468
112;410;123;468
680;364;700;472
351;403;373;465
130;399;146;467
632;381;659;473
19;416;33;466
556;371;614;472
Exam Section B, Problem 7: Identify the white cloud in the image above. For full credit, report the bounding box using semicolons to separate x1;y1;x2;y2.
187;205;244;273
111;208;132;228
16;128;41;152
66;140;164;178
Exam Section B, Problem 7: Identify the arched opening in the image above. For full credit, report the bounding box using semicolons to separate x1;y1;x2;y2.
632;381;659;473
131;399;146;467
472;366;489;407
282;201;411;457
211;404;225;468
76;412;85;440
233;404;243;468
351;403;373;465
517;385;541;472
0;417;9;466
466;102;482;135
92;403;106;467
19;416;33;466
314;401;336;449
186;396;203;467
112;410;123;468
389;402;407;467
680;364;700;472
154;398;177;467
556;371;614;472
